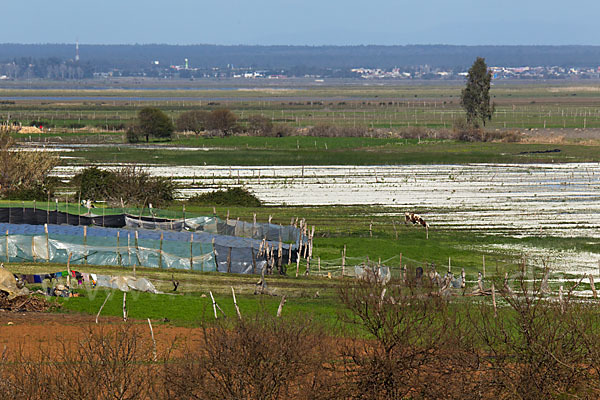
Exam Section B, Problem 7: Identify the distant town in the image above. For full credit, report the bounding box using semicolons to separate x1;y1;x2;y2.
2;43;600;81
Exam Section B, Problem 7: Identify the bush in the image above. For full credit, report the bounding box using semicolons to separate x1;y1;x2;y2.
125;125;141;143
71;166;176;207
187;187;261;207
2;183;54;201
71;166;116;200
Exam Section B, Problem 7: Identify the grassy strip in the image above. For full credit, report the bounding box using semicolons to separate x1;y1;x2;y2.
62;140;600;165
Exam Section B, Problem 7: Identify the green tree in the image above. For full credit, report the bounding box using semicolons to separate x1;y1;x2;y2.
176;110;210;135
136;107;174;142
461;57;495;127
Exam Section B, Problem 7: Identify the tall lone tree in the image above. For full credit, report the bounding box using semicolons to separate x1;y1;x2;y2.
461;57;494;127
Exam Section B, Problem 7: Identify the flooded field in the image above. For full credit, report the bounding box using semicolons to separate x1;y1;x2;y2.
49;161;600;284
53;163;600;237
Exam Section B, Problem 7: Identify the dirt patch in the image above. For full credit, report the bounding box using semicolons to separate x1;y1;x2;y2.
0;312;201;356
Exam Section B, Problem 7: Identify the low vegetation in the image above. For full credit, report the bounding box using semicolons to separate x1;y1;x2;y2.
3;269;600;399
187;187;262;207
71;166;176;207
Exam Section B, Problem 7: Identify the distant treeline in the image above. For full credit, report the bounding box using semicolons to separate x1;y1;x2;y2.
2;44;600;72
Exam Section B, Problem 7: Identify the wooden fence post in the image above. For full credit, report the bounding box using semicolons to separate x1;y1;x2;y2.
232;287;242;320
277;295;286;317
44;224;49;262
5;230;8;263
116;231;121;266
227;247;232;273
186;233;192;271
122;292;128;322
83;225;88;265
342;245;346;277
590;274;598;299
159;232;164;269
492;283;497;318
212;238;218;272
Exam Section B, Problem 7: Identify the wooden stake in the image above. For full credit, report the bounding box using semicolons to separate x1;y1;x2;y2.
95;292;111;324
44;224;49;262
83;225;88;265
399;253;402;276
209;291;218;319
369;221;372;237
159;232;164;269
296;249;301;277
318;256;321;273
147;318;157;361
190;233;194;271
590;274;598;299
134;230;141;268
212;238;218;272
5;230;8;263
231;287;242;320
448;257;451;273
227;247;232;273
492;283;497;318
251;247;257;274
116;231;121;266
122;292;128;322
277;295;286;317
342;245;346;277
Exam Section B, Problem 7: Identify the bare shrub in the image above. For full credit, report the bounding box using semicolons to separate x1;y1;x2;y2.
0;130;58;199
453;117;484;141
338;273;482;399
176;110;210;135
163;313;341;400
304;124;369;138
469;268;590;399
482;130;522;142
0;324;160;400
247;114;274;135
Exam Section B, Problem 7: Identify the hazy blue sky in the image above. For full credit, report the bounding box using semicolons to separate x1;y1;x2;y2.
2;0;598;45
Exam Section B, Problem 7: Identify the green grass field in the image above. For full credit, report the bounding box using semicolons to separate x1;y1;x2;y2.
60;139;600;166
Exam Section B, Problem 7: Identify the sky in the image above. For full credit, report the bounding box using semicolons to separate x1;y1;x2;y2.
1;0;598;46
